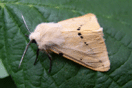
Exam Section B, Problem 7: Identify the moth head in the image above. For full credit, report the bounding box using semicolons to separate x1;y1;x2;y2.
29;32;40;44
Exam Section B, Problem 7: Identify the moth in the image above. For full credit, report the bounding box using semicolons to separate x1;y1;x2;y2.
19;13;110;72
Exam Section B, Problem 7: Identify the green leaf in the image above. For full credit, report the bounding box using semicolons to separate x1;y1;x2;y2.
0;59;9;78
0;0;132;88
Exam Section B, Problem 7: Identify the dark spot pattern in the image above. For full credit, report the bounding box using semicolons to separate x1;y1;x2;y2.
77;25;82;30
99;60;102;63
80;58;82;60
77;27;81;30
80;36;83;39
78;33;81;36
59;53;63;56
84;42;88;45
77;25;84;39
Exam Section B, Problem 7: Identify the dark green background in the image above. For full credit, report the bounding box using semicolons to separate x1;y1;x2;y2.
0;76;17;88
0;0;132;88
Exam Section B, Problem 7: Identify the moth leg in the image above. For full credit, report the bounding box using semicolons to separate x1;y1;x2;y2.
45;50;52;73
34;48;39;65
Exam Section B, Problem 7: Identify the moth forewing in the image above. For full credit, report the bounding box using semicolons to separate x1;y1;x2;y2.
56;13;110;71
21;13;110;72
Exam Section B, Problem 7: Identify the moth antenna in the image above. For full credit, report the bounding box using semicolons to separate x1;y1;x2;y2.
19;40;32;68
21;13;31;33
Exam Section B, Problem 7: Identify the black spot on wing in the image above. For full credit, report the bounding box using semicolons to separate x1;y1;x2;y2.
80;58;82;60
80;36;83;39
77;25;84;39
77;25;82;30
99;60;102;63
78;33;81;36
77;32;83;39
84;42;88;45
59;53;63;56
77;27;81;30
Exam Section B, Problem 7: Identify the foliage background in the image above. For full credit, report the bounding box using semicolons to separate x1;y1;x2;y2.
0;0;132;88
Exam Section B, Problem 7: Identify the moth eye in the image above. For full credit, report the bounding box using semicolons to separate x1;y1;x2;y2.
32;39;37;44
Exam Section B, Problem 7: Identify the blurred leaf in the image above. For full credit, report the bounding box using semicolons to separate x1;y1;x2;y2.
0;0;132;88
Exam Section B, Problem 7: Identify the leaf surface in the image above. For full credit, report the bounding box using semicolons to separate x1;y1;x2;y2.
0;0;132;88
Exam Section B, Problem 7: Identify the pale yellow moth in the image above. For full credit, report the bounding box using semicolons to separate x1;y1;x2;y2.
19;13;110;72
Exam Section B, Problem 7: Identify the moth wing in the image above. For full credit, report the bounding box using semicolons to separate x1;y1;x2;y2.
51;13;110;72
